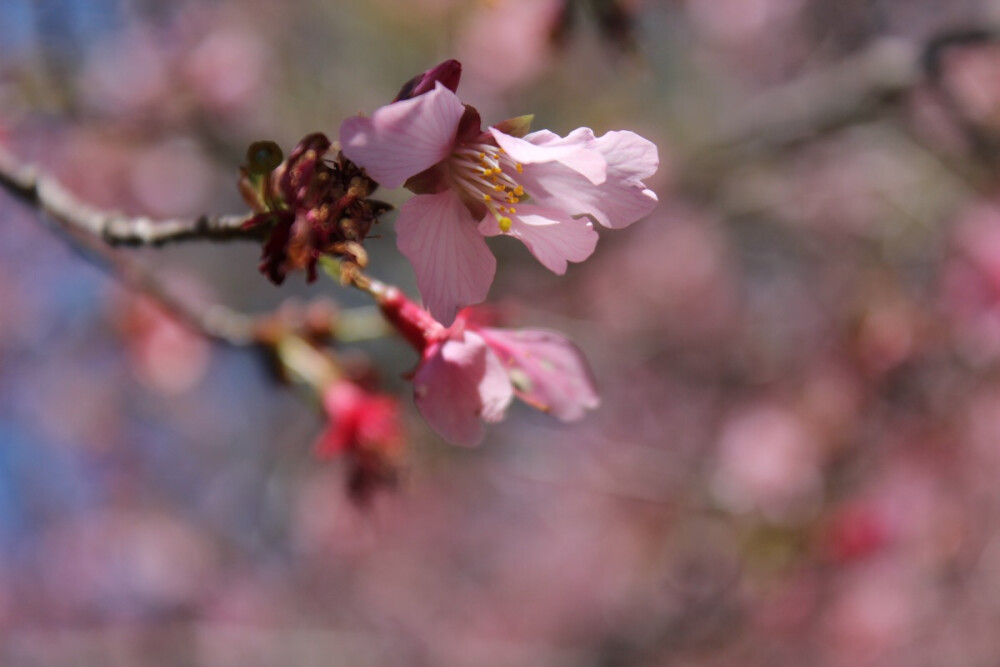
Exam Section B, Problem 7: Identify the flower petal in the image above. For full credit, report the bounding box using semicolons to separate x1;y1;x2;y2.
396;190;497;324
340;83;464;189
413;333;513;446
478;205;598;274
517;130;659;229
479;328;599;422
489;127;606;185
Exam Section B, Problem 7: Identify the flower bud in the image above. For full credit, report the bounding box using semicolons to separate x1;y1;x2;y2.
393;59;462;101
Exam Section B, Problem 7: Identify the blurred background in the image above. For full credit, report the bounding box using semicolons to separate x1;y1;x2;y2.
4;0;1000;664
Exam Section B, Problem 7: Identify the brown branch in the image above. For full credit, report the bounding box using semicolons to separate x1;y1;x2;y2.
0;145;260;246
682;38;920;172
679;26;1000;199
0;145;261;345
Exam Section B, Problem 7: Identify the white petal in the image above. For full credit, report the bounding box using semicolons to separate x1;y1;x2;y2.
489;127;606;185
479;205;598;274
517;129;659;229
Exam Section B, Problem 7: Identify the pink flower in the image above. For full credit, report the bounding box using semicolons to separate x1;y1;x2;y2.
378;288;599;446
341;60;658;323
316;381;402;458
315;380;404;503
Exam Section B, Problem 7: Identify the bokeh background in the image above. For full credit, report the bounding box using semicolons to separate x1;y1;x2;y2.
5;0;1000;664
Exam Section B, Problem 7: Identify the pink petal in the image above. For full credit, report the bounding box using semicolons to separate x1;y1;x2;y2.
413;333;513;446
489;127;606;185
479;327;599;422
396;190;497;324
517;130;658;229
478;205;598;274
340;83;464;189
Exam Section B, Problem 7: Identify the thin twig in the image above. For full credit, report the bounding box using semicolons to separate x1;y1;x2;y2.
0;145;259;246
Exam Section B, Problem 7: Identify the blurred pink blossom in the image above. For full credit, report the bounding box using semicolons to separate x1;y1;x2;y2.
114;284;211;396
710;403;823;523
315;380;404;503
130;139;215;217
182;27;268;113
316;381;402;458
80;26;171;118
823;564;923;666
456;0;564;94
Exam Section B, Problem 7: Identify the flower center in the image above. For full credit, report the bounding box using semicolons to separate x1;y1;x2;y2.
449;143;525;233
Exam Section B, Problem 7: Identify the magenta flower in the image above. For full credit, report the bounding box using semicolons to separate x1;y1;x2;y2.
378;287;599;446
315;380;404;504
340;60;658;324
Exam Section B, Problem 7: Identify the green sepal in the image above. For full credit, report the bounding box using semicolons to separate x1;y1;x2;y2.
492;114;534;138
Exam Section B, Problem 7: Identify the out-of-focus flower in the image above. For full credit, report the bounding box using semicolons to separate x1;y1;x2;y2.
457;0;564;93
341;60;658;323
315;380;404;504
182;27;267;113
710;403;823;524
819;502;889;564
316;381;402;458
116;291;211;396
131;139;214;217
378;287;598;445
240;133;391;285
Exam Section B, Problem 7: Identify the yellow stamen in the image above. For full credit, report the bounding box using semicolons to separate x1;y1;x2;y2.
498;217;512;232
513;185;524;196
515;163;523;174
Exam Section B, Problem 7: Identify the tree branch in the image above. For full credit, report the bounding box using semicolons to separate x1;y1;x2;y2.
0;145;259;246
680;26;1000;198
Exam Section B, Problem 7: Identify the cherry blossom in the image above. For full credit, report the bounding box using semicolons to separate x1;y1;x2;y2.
377;287;598;446
341;60;658;323
315;380;404;503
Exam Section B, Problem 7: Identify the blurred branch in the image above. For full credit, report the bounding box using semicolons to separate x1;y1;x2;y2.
921;28;1000;175
683;26;1000;194
0;145;259;246
685;38;920;172
27;202;260;347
